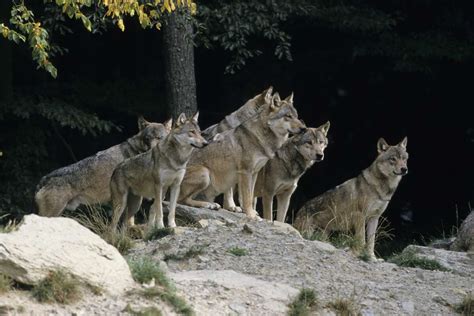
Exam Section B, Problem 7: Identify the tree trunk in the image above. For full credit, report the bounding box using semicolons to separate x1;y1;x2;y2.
162;8;197;119
0;1;13;104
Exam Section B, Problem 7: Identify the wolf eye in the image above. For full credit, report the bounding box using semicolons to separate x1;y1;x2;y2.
285;114;292;118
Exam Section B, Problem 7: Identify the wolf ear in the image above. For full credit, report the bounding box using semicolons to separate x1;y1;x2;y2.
192;111;199;123
319;121;330;136
138;116;150;131
398;137;408;149
164;118;173;131
377;138;390;153
175;113;187;127
284;92;294;104
270;92;281;111
264;86;273;104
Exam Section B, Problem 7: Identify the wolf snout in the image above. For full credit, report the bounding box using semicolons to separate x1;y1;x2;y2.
401;167;408;175
316;154;324;161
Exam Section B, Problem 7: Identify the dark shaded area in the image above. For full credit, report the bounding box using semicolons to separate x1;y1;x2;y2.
0;1;473;254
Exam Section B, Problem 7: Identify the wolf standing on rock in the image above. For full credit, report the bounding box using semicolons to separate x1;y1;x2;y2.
110;112;207;230
294;137;408;261
178;92;306;219
254;122;330;222
35;117;172;217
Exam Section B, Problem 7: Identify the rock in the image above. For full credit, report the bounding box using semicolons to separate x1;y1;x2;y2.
164;202;244;224
271;221;303;238
309;240;337;253
402;245;474;277
0;214;134;295
170;270;298;315
451;211;474;252
401;301;415;315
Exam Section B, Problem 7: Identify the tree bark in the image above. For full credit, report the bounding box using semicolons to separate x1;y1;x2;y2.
0;1;13;104
162;8;197;119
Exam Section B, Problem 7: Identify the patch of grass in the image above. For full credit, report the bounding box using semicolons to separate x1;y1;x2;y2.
287;288;318;316
0;219;19;233
127;258;194;315
123;304;163;316
454;292;474;315
128;257;171;288
0;274;13;294
141;287;193;316
70;205;134;254
327;298;360;316
145;227;174;241
31;270;81;304
388;249;449;271
227;247;248;256
163;245;206;262
358;252;372;262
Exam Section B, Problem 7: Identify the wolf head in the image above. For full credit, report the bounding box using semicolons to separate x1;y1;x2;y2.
265;92;306;137
294;121;330;164
375;137;409;177
137;116;172;150
172;112;208;149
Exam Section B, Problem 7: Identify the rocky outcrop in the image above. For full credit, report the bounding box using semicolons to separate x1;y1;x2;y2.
0;214;134;295
402;245;474;277
451;211;474;252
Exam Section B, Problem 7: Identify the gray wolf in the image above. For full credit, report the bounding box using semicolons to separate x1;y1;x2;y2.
254;122;330;222
201;87;273;140
294;137;408;261
35;117;172;217
110;112;207;230
178;93;306;219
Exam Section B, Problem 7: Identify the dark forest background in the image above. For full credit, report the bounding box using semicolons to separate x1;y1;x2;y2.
0;1;473;255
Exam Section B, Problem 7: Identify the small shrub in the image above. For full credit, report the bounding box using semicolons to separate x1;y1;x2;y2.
0;274;13;294
227;247;248;256
127;257;194;315
32;270;81;304
128;257;171;289
145;227;174;241
123;304;163;316
389;249;449;271
70;205;134;254
0;219;19;233
455;292;474;315
327;298;360;316
287;288;318;316
164;245;206;262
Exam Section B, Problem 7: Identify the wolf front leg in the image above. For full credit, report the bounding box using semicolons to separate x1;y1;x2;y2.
353;215;366;255
148;184;164;228
168;177;183;228
275;185;297;223
366;216;383;262
238;171;258;218
110;182;128;233
262;192;274;221
223;187;242;213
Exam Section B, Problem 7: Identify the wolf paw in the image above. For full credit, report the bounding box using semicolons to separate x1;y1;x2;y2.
246;210;261;220
228;206;243;213
203;202;221;210
168;220;177;228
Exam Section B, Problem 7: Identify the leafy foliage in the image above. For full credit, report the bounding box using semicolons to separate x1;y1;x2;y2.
0;0;196;77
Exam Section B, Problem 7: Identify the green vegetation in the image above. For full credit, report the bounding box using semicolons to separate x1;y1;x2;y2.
389;249;449;272
164;245;206;262
454;292;474;316
70;205;134;254
123;304;163;316
0;274;13;294
32;270;81;304
145;227;174;241
128;257;194;315
227;247;248;257
327;297;360;316
287;288;318;316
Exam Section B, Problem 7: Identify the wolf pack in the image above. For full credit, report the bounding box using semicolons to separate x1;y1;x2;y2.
35;87;408;261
